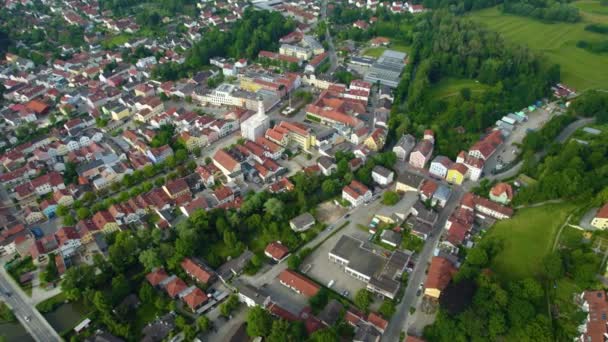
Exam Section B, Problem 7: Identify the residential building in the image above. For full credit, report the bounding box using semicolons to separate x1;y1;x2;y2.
342;180;372;207
393;134;416;161
429;156;452;179
181;257;215;285
489;183;513;204
395;172;423;193
592;204;608;229
289;212;316;232
277;269;320;297
371;165;394;186
264;241;290;262
446;163;468;185
577;290;608;342
409;140;433;169
424;256;457;299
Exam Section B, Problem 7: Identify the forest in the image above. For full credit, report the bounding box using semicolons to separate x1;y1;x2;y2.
419;0;580;22
388;11;558;157
152;9;295;81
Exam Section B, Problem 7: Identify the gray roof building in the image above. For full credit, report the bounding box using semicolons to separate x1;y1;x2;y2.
289;212;316;232
364;50;407;88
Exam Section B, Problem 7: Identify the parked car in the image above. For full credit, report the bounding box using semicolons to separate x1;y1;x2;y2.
327;280;335;288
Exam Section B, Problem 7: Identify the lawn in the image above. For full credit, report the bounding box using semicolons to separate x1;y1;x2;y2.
469;7;608;91
428;77;490;99
362;47;386;58
362;41;411;58
486;202;576;280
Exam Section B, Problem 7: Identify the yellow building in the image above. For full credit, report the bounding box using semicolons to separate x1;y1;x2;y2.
592;204;608;229
446;163;467;185
111;107;130;121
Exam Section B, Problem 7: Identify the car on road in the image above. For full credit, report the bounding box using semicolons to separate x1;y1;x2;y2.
344;213;350;219
24;316;31;322
327;280;335;288
342;290;349;297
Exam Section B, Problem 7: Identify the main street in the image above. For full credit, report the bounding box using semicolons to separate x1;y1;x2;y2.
320;0;338;75
0;267;61;342
382;186;466;342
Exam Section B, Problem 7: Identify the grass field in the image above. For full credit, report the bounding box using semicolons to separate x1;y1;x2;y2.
575;0;608;16
469;6;608;91
363;47;386;58
486;202;576;280
362;41;411;58
428;78;490;99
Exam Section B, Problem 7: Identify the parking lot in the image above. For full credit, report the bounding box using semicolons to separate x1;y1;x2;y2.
485;105;555;173
300;198;387;301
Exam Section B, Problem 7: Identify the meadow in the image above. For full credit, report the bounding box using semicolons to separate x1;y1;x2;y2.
470;5;608;91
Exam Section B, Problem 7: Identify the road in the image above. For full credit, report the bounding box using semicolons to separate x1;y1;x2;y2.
0;267;61;342
381;186;465;342
320;0;338;75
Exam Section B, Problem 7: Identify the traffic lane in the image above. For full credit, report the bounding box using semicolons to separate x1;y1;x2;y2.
0;271;60;342
381;189;464;342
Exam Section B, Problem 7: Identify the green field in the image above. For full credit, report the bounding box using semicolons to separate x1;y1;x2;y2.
575;0;608;17
363;47;386;58
362;41;411;58
470;6;608;91
486;203;576;280
428;78;490;99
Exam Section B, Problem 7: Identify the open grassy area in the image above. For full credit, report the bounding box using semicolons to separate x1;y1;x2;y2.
362;47;386;58
362;41;411;58
469;7;608;91
486;202;576;280
575;0;608;17
428;77;490;99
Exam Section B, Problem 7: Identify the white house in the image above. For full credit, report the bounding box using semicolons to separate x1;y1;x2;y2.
371;165;394;186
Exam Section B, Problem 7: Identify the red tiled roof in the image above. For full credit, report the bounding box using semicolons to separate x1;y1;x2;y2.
165;277;188;298
164;178;189;196
597;203;608;219
265;241;289;260
278;270;320;297
146;268;169;286
367;312;388;332
424;257;457;292
182;288;208;310
583;290;608;342
181;258;213;284
213;149;239;171
490;182;513;200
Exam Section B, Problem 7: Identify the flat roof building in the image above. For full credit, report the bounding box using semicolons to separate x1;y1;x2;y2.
364;50;407;88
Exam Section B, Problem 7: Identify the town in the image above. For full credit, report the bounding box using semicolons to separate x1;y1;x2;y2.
0;0;607;342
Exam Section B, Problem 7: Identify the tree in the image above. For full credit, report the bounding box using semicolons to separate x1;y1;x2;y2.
267;319;290;342
197;315;211;333
40;253;59;283
220;294;239;317
139;282;155;303
382;191;400;205
62;215;76;226
308;328;339;342
246;306;273;337
378;299;396;318
139;248;163;271
111;274;131;303
321;179;338;195
354;289;372;311
287;254;301;270
264;198;285;218
56;205;69;217
76;207;90;220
